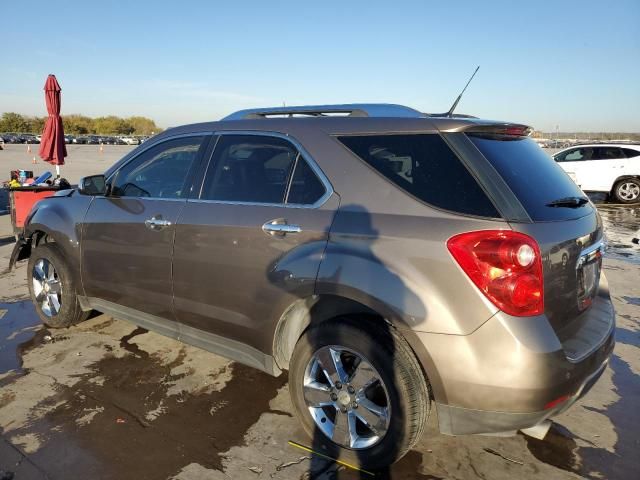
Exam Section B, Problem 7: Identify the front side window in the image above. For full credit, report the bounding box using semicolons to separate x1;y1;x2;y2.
337;134;499;217
111;136;206;198
557;148;593;162
201;135;298;203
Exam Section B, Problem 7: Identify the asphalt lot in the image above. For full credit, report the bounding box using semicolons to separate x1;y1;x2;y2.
0;145;639;479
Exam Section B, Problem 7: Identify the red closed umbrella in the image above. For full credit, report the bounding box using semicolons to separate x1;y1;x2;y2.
38;74;67;174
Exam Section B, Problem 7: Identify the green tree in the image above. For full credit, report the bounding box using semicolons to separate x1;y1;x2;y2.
0;112;29;132
62;115;94;135
93;116;134;135
27;116;46;133
126;116;162;135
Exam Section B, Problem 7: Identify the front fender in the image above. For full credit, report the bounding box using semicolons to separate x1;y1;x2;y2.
23;192;93;291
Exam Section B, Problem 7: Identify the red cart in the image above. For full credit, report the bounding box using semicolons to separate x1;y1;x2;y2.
9;186;59;239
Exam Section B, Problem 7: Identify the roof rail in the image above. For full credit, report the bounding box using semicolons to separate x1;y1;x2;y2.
222;103;426;121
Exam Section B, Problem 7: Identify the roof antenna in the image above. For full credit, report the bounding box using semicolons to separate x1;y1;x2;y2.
446;66;480;117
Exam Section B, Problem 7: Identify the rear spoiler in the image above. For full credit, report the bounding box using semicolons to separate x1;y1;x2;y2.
463;124;532;137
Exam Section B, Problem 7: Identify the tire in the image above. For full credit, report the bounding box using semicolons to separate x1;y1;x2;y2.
27;243;90;328
612;178;640;204
289;318;430;469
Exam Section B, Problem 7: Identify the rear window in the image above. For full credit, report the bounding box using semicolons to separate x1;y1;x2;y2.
468;134;593;221
337;134;499;218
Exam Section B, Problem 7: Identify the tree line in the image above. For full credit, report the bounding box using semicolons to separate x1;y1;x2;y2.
0;112;162;136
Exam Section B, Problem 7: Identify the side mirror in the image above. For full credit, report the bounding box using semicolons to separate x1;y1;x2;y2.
78;175;107;195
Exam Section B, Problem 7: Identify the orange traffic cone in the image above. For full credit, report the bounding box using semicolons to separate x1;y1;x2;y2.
27;144;32;153
32;155;37;164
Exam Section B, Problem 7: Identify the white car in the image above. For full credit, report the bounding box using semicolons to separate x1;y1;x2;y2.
119;136;140;145
553;144;640;203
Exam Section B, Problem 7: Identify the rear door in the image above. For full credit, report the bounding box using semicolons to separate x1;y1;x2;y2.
581;147;626;191
81;134;210;328
172;133;338;354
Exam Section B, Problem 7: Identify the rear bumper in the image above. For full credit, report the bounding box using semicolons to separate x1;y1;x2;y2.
414;276;615;436
435;334;612;435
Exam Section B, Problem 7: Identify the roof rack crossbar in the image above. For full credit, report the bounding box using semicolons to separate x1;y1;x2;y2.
222;103;426;121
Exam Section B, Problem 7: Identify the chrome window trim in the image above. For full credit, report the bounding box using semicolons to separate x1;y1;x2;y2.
193;130;334;210
104;132;213;201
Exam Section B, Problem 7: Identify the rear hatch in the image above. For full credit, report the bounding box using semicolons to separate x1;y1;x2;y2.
466;132;607;346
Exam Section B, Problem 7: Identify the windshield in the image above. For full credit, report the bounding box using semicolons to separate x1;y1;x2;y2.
468;134;593;221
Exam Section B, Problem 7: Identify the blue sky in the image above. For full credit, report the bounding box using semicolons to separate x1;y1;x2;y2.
2;0;639;131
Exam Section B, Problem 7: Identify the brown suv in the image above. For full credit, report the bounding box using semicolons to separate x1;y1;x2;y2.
12;104;615;468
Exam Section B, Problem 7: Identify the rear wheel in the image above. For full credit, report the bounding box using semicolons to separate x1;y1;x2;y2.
28;243;89;328
289;318;430;469
612;178;640;204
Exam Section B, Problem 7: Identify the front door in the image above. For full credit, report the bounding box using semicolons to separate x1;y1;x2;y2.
556;147;594;190
81;135;210;326
172;133;338;355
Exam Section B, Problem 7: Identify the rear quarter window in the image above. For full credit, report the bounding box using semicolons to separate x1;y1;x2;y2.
337;134;499;218
468;134;593;221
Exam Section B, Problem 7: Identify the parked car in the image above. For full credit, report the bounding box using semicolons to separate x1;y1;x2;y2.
22;134;40;144
64;135;74;144
554;144;640;203
11;104;615;468
1;134;21;144
120;136;140;145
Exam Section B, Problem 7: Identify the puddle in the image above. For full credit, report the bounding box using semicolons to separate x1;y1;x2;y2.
621;295;640;306
8;327;288;479
595;204;640;264
0;300;45;376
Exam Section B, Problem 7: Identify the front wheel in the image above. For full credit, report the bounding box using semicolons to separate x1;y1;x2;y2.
28;243;89;328
612;178;640;204
289;318;430;469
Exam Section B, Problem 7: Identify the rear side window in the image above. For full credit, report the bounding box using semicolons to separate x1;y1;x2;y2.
623;148;640;158
469;135;592;221
201;135;297;203
594;147;624;159
337;134;499;217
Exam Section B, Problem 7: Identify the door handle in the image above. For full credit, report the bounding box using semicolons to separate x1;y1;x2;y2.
144;216;172;230
262;219;302;236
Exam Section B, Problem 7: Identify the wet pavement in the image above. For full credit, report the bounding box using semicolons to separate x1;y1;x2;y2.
0;206;638;479
597;204;640;264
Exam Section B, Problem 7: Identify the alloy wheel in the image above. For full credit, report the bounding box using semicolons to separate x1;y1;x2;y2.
32;258;62;317
303;345;390;450
617;182;640;201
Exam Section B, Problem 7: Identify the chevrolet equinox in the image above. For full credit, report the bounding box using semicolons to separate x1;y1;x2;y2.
12;104;615;468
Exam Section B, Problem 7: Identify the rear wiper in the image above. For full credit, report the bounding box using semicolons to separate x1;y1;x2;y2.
545;196;589;208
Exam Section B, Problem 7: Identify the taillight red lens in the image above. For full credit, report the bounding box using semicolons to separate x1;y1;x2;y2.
447;230;544;316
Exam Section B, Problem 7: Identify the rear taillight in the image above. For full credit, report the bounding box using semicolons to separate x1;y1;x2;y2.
447;230;544;317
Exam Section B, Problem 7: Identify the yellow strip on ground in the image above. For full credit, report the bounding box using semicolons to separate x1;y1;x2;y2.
287;440;376;477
